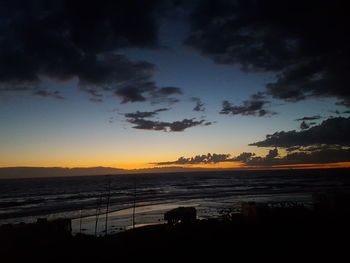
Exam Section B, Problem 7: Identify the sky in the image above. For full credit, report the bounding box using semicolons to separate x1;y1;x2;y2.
1;0;350;171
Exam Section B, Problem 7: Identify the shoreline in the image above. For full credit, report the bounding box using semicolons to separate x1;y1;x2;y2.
2;202;350;262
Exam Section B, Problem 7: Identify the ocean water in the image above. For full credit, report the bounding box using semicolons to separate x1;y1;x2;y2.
1;169;349;235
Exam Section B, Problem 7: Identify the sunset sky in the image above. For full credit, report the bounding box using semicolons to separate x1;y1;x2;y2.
1;0;350;171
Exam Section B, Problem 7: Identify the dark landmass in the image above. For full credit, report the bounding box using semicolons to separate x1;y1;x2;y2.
1;165;350;179
1;195;350;262
0;166;216;179
0;167;126;179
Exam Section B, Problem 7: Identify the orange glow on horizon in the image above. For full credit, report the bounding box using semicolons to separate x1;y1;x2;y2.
1;161;349;171
145;161;350;171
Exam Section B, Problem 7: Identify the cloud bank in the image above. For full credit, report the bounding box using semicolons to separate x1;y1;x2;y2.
186;0;350;107
250;117;350;148
153;148;350;167
0;0;182;104
153;117;350;166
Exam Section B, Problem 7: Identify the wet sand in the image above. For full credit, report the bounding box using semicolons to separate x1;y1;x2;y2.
72;201;201;235
71;193;312;236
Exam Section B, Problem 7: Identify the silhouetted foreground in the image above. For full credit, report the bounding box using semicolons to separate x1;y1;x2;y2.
1;194;350;262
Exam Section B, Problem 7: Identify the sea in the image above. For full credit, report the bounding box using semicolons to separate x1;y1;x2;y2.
1;169;349;235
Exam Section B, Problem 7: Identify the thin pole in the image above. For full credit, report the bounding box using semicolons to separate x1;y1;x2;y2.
95;192;103;236
79;208;83;234
105;176;111;236
132;180;136;229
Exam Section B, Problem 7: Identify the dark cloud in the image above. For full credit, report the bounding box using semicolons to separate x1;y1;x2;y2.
186;0;350;106
127;118;168;131
153;152;258;165
237;149;280;166
300;121;309;130
149;87;183;104
112;83;182;105
80;55;183;104
265;148;278;159
220;93;275;117
124;107;211;132
0;0;183;104
124;108;169;119
33;90;64;100
250;117;350;148
152;87;183;97
153;153;232;165
295;115;322;121
128;118;210;132
245;148;350;166
169;119;211;132
153;146;350;166
230;152;255;162
191;97;205;112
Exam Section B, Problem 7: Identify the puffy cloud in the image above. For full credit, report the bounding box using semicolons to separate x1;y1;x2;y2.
124;108;212;132
112;76;182;104
250;117;350;148
153;153;232;165
128;118;211;132
124;108;169;119
153;147;350;166
245;148;350;166
295;116;321;130
168;119;211;132
191;97;205;112
152;116;350;166
152;115;350;165
231;152;255;162
186;0;350;106
0;0;184;104
220;93;276;117
153;152;257;165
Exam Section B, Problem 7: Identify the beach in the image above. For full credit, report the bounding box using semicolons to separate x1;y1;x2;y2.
1;169;350;262
2;195;350;262
2;168;349;235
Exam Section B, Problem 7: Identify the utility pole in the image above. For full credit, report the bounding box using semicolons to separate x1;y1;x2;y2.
132;180;136;229
79;208;83;234
95;191;103;237
105;176;112;236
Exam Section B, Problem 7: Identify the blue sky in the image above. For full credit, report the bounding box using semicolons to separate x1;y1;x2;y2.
1;0;349;169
